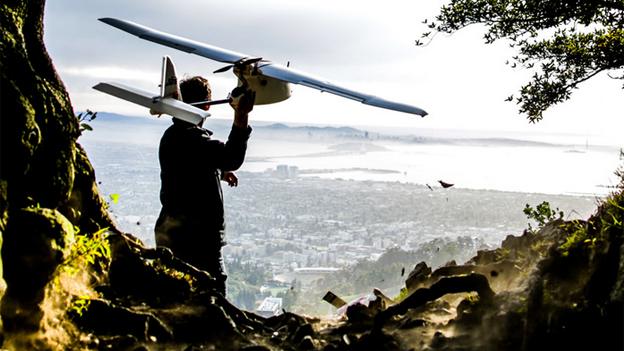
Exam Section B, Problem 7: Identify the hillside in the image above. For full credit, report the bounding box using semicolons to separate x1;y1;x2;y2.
4;176;621;350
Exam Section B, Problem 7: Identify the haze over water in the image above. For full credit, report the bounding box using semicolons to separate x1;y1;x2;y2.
245;139;619;196
84;113;621;195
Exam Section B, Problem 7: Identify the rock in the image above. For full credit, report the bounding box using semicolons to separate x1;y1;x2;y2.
153;299;239;342
368;288;394;312
298;335;317;350
292;323;315;344
106;234;194;305
454;297;486;327
467;249;500;265
265;311;308;330
430;331;449;349
98;335;141;351
399;318;427;329
239;345;271;351
378;273;495;323
352;330;401;351
72;299;173;342
1;208;73;332
322;343;340;351
345;303;374;324
405;261;432;291
443;260;457;267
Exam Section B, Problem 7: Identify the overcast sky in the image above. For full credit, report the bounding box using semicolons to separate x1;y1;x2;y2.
44;0;623;144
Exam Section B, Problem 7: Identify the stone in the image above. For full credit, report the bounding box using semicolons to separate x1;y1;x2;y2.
405;261;432;291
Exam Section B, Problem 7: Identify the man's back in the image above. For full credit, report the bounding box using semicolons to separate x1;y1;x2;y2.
159;118;251;222
159;120;223;228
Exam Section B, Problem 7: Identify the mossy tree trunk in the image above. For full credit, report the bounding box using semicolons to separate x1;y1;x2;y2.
0;0;116;332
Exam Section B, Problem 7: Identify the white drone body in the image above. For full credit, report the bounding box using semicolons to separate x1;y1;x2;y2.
231;63;292;105
94;18;428;124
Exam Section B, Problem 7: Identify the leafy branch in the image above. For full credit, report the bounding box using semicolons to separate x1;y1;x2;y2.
523;201;564;232
77;109;97;133
423;0;624;121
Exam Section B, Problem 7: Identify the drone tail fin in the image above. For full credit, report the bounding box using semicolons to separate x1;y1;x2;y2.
160;56;181;99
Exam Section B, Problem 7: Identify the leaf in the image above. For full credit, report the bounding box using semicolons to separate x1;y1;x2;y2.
109;193;120;204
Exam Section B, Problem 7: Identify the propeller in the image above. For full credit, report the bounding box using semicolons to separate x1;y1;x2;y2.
213;56;263;74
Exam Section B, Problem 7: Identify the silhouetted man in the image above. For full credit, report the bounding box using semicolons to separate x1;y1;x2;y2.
155;76;255;295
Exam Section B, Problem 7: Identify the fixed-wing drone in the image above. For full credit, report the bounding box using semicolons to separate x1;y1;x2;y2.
94;18;427;124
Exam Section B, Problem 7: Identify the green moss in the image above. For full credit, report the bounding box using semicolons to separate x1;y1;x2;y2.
57;146;76;202
0;230;3;283
558;188;624;257
599;195;624;234
19;96;40;155
496;247;512;260
394;287;409;302
515;296;528;314
465;293;480;304
1;28;18;48
0;180;7;232
559;221;590;257
0;6;24;47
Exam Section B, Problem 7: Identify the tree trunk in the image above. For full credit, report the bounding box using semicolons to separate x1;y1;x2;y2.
0;0;116;332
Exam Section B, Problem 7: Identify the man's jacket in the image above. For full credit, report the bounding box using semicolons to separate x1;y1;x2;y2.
158;119;251;232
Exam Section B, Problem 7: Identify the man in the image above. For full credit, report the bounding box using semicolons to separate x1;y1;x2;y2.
155;76;255;295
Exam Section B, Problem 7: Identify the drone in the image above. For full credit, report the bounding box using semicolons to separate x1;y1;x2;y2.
94;18;427;125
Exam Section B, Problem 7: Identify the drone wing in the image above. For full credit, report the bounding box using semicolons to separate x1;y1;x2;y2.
258;64;427;116
99;18;428;117
99;18;246;64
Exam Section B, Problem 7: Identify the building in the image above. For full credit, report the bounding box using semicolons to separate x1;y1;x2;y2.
256;297;283;317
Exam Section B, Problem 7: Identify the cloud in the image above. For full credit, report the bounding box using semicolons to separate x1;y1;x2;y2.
59;66;158;83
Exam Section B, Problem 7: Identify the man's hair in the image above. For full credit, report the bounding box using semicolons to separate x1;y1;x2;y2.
180;76;212;104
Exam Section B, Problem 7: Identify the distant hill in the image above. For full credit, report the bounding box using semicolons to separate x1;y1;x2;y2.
263;123;363;135
85;111;571;148
85;112;170;125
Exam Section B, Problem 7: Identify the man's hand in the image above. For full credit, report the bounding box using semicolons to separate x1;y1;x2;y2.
229;87;256;116
221;171;238;187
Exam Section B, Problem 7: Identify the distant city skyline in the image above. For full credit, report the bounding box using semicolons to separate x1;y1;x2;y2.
44;0;623;145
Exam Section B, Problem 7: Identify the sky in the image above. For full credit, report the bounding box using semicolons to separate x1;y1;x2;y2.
44;0;623;145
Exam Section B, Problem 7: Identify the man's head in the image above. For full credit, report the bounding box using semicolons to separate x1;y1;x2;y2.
180;76;212;111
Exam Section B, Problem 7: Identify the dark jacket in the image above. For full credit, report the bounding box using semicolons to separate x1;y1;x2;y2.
158;119;251;232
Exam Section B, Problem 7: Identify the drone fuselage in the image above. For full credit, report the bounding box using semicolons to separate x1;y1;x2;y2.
234;64;291;105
